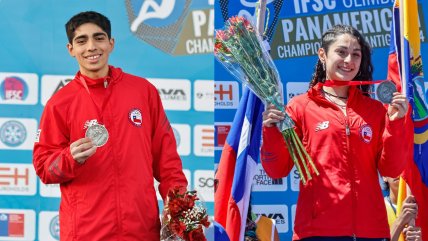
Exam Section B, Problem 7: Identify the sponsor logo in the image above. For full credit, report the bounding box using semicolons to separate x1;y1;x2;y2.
194;170;214;202
0;164;37;196
0;121;26;147
359;124;373;143
252;164;287;192
128;108;143;127
49;215;60;240
0;213;24;237
0;209;35;239
214;122;231;150
0;118;37;150
41;75;73;106
158;88;187;101
290;166;300;192
0;73;38;105
0;76;28;101
214;81;239;109
194;125;214;156
194;80;214;111
315;121;329;132
148;78;191;110
252;205;289;233
171;124;191;156
38;211;60;241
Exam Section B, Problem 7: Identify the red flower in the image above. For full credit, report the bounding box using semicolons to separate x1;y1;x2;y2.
169;220;186;237
187;227;206;241
161;187;209;241
200;215;210;228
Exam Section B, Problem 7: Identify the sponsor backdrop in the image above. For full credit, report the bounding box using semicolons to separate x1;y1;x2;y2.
214;0;428;240
0;1;214;240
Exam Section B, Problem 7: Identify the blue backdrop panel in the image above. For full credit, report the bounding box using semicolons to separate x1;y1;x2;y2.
214;0;428;240
0;1;214;240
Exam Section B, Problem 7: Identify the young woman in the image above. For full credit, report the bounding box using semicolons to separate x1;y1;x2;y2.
261;25;411;241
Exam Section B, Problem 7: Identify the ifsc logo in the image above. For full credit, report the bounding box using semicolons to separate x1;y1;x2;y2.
49;215;60;240
125;0;191;54
0;120;26;147
0;76;28;101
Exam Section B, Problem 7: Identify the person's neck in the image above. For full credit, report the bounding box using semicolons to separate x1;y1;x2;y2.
80;67;109;80
322;85;349;99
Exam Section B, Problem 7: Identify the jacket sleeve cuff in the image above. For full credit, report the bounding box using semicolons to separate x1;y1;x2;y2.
65;146;85;167
385;115;405;134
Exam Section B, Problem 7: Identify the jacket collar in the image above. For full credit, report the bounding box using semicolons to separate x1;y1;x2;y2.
75;65;123;88
308;82;362;106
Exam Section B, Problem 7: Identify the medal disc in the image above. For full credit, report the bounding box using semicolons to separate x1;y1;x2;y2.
376;81;397;104
85;124;109;147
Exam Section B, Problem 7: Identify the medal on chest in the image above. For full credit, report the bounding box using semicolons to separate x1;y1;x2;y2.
85;120;109;147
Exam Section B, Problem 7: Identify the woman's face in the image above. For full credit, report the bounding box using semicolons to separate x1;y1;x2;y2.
319;33;362;81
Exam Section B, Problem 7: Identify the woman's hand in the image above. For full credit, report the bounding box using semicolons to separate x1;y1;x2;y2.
262;104;285;127
388;92;409;121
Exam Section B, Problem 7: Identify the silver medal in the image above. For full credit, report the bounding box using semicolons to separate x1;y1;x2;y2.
376;81;397;104
85;123;109;147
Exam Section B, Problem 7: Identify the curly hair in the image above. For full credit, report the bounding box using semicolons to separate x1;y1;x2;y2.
309;25;373;96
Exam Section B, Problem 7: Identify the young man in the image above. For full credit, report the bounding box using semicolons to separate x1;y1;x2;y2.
33;11;187;240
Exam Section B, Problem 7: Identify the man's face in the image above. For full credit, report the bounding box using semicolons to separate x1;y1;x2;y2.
67;23;114;78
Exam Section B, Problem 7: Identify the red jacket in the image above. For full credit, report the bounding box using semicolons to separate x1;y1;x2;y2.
33;66;187;240
261;83;410;240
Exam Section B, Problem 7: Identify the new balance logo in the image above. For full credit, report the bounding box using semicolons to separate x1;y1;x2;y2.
315;121;329;132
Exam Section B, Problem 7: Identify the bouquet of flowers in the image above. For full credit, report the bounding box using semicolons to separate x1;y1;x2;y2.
214;16;319;184
160;186;210;241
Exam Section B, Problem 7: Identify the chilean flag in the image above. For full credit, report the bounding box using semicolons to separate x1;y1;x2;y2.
214;87;264;241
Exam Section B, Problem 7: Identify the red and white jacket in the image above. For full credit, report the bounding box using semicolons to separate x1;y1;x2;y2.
33;66;187;240
261;83;411;240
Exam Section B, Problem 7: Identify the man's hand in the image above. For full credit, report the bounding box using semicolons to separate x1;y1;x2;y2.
70;137;97;164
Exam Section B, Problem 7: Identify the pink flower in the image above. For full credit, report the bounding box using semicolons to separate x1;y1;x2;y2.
216;30;229;41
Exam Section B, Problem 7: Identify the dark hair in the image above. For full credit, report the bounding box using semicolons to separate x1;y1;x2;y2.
309;25;373;96
65;11;111;44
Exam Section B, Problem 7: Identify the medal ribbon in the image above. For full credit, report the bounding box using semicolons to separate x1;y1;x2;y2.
322;79;388;87
78;73;111;124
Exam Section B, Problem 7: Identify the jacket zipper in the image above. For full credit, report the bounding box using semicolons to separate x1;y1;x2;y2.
104;79;108;88
344;110;356;239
